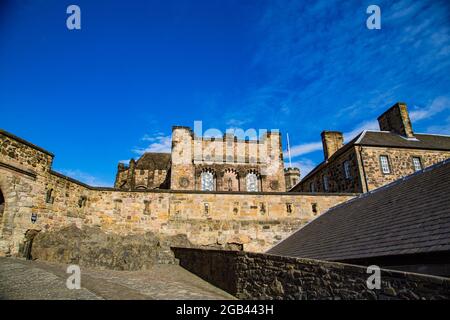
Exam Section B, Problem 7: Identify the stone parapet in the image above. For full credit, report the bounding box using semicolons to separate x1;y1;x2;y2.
172;247;450;300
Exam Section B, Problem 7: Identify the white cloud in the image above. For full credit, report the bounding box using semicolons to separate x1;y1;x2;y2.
133;134;172;155
286;159;317;177
57;169;111;187
426;116;450;135
285;120;380;159
286;141;323;158
343;120;379;141
410;96;450;122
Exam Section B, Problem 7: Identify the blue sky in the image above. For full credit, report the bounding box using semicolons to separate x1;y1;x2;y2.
1;0;449;186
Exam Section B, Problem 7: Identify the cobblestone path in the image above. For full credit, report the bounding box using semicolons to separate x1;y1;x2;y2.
0;257;235;300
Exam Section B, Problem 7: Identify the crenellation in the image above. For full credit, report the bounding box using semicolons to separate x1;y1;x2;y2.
0;131;354;256
6;101;447;259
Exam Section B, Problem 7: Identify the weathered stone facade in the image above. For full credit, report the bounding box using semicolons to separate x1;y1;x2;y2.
359;146;450;190
116;125;294;192
115;153;171;190
284;167;300;190
171;126;288;192
378;102;414;138
0;129;355;257
295;103;450;193
173;247;450;300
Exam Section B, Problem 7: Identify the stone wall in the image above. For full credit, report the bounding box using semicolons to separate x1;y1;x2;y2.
298;147;363;193
296;144;450;193
321;131;344;160
171;126;287;192
0;130;53;174
0;129;355;256
377;102;414;138
360;146;450;190
172;248;450;300
22;186;351;253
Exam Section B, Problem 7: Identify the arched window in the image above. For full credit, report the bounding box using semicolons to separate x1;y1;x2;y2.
201;171;215;191
246;173;258;192
223;169;239;191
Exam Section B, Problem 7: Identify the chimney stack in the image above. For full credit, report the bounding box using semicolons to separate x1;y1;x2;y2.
321;131;344;160
377;102;414;138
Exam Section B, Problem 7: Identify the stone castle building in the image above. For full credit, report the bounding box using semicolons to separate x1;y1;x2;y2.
1;101;448;259
0;128;350;257
115;126;300;192
291;103;450;193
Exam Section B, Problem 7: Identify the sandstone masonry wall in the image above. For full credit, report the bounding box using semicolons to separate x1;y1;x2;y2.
360;146;450;190
0;130;355;256
171;127;286;192
298;144;450;193
172;247;450;300
299;147;362;193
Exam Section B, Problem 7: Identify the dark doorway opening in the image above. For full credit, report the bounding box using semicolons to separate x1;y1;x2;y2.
0;188;4;220
22;229;40;260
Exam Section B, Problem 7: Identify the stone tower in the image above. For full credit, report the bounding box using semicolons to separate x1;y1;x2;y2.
170;126;287;191
170;126;195;190
284;167;300;191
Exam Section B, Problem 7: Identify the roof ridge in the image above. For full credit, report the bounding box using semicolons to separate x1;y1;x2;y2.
269;158;450;253
415;132;450;138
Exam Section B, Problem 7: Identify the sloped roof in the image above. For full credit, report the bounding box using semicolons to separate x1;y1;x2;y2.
136;153;171;170
296;131;450;186
359;131;450;150
269;159;450;261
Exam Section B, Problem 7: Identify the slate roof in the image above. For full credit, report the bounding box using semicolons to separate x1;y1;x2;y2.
295;131;450;187
268;159;450;261
359;131;450;150
136;153;171;170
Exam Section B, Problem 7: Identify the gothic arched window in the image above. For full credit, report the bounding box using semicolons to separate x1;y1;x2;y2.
201;172;214;191
246;173;258;192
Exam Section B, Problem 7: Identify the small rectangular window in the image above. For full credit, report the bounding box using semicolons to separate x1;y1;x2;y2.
322;176;329;192
412;157;422;172
310;182;315;192
380;155;391;174
286;203;293;214
343;161;351;179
